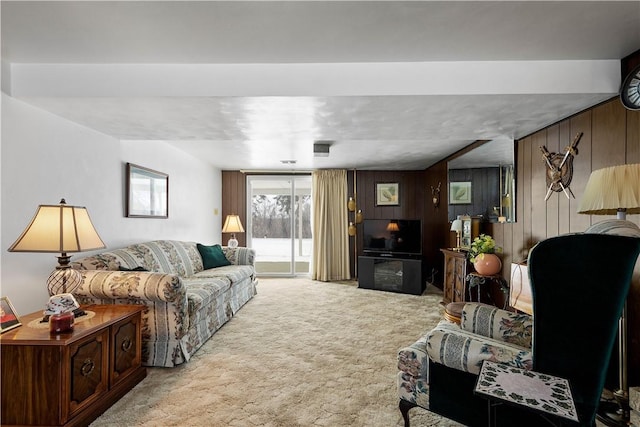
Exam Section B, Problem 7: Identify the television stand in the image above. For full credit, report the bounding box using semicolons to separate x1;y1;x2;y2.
358;255;423;295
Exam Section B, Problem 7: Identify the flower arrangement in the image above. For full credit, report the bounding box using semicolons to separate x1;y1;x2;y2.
468;234;501;263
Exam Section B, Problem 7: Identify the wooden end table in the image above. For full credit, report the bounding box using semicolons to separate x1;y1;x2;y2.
1;304;146;426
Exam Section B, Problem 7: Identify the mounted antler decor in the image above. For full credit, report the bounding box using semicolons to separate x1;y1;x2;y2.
431;182;441;208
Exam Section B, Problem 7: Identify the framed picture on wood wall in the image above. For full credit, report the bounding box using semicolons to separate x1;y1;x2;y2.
126;163;169;218
449;181;472;204
376;182;400;206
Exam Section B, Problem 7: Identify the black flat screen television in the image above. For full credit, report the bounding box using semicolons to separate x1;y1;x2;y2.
362;219;422;256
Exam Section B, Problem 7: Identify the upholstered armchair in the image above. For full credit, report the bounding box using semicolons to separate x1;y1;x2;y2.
397;302;533;426
398;233;640;427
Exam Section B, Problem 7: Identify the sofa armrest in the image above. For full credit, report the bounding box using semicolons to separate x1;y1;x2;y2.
74;269;190;367
75;270;187;305
222;246;256;266
461;302;532;349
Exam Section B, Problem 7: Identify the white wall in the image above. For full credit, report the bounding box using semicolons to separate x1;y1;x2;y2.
1;94;222;315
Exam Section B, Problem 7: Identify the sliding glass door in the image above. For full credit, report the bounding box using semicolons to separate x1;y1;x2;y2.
247;175;312;276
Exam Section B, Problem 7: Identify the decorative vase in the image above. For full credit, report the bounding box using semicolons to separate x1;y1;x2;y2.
473;253;502;275
355;209;363;224
347;197;356;212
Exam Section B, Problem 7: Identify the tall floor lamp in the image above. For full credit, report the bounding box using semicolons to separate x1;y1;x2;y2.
578;163;640;426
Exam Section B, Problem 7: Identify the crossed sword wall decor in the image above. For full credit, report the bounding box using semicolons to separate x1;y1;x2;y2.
540;132;583;201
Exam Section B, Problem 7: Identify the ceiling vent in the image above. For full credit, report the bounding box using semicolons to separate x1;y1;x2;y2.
313;142;331;157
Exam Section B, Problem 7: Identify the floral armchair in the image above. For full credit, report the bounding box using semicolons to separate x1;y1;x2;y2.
397;303;533;425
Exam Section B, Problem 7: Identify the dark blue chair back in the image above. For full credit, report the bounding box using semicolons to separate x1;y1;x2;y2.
528;233;640;426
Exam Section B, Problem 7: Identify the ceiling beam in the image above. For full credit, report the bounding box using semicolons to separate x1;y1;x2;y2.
8;60;620;98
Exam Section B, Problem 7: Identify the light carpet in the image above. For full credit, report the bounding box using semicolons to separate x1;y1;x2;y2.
91;278;463;426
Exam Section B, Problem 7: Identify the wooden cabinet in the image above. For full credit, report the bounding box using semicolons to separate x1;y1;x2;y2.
1;305;146;427
441;248;469;304
358;256;423;295
441;249;509;307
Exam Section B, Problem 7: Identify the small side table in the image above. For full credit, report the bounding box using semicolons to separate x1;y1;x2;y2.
444;301;465;324
466;273;509;308
474;360;579;426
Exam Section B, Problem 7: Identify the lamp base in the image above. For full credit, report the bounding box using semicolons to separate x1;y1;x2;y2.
597;391;630;427
47;267;83;296
47;254;83;295
227;236;239;248
596;407;630;427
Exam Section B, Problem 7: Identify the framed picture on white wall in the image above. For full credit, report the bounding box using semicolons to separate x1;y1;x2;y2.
126;163;169;218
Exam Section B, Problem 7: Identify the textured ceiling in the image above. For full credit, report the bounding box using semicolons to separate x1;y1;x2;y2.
2;1;639;171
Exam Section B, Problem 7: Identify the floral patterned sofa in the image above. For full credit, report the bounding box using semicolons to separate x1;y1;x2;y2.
397;302;533;425
71;240;257;367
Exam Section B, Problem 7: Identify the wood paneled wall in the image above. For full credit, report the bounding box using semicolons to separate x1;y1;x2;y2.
483;98;640;384
448;167;501;221
350;170;429;277
221;171;247;247
423;162;450;280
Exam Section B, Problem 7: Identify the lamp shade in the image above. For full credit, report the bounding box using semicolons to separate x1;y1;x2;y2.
577;164;640;217
386;221;400;232
222;214;245;234
8;199;105;296
8;199;105;253
450;219;463;232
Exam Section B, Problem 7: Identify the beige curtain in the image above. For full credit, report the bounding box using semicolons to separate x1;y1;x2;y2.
312;170;351;281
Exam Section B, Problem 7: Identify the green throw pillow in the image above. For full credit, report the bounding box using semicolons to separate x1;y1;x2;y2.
197;243;231;269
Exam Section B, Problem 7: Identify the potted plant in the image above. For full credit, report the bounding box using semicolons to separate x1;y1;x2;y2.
468;234;502;275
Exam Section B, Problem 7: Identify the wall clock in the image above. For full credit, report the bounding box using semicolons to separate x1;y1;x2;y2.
540;132;583;200
620;63;640;110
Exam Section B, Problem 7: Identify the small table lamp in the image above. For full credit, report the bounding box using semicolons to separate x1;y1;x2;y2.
578;163;640;427
8;199;106;296
386;221;400;232
450;219;463;250
222;214;245;248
